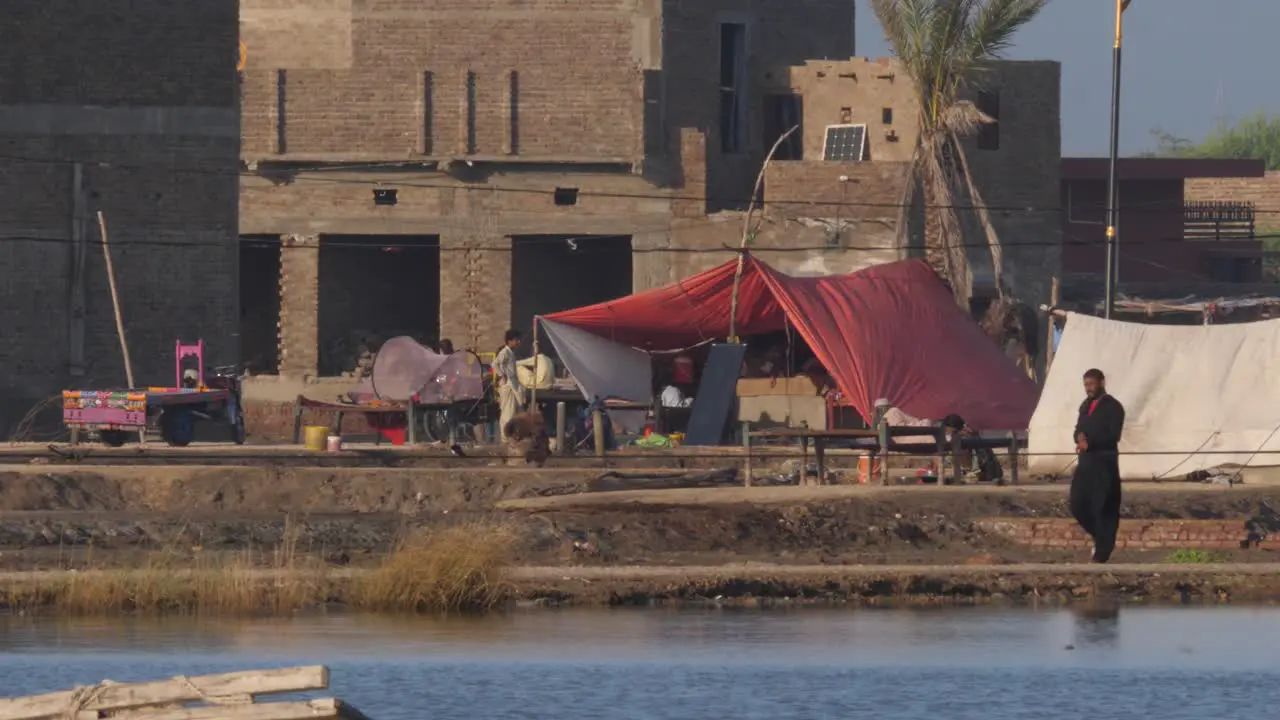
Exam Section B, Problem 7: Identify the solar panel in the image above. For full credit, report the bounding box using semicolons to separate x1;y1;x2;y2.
822;124;867;162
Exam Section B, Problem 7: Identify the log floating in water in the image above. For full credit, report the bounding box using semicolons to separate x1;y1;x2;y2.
0;665;370;720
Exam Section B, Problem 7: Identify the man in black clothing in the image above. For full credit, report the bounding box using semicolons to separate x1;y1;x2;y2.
1071;368;1126;563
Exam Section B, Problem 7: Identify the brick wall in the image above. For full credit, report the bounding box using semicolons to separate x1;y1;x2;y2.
661;0;857;208
979;518;1276;550
0;1;239;432
240;0;651;161
763;58;1062;307
764;161;910;224
1186;172;1280;219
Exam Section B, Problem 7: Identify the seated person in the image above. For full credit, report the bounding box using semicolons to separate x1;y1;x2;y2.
799;356;834;396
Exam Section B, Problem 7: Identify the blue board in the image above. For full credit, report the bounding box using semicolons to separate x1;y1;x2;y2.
683;343;747;446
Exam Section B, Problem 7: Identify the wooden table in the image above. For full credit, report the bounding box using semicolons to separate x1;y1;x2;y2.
747;426;1026;486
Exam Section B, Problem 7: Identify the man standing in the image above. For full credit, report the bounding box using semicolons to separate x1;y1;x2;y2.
494;330;525;441
1071;368;1126;563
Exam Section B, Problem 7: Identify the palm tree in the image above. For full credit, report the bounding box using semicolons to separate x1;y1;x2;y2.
870;0;1047;306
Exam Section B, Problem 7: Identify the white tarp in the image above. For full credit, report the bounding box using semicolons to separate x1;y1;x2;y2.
1029;312;1280;480
540;319;651;433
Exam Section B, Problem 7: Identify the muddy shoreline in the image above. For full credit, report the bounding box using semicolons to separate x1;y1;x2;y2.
0;464;1277;611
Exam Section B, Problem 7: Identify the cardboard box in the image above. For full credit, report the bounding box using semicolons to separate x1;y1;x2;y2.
737;395;828;430
736;376;820;397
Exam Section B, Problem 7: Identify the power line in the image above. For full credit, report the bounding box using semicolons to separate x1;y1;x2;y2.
5;224;1280;253
7;229;1280;254
5;150;1280;215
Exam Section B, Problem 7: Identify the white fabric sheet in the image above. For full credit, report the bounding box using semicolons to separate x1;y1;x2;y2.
1028;312;1280;479
541;319;652;433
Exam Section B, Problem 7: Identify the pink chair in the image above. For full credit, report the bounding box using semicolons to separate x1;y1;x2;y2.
175;339;204;387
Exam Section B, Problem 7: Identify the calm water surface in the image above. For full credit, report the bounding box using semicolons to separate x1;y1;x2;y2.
0;608;1277;719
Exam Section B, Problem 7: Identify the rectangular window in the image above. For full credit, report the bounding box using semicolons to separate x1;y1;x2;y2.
976;90;1000;151
881;107;893;125
718;22;747;153
762;94;803;160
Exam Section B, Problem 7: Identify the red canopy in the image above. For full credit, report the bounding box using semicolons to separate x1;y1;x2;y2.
543;257;1039;429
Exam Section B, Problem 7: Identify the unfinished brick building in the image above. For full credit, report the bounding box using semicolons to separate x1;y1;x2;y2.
239;2;1061;378
0;1;240;430
758;57;1063;308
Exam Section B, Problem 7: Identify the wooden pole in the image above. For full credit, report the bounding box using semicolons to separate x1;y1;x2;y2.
742;421;752;486
727;125;798;342
97;211;135;388
951;431;964;486
1044;276;1060;377
592;408;605;459
873;398;891;485
529;316;539;409
555;401;566;456
1007;431;1020;485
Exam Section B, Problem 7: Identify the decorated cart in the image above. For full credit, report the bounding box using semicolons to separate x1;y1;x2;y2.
63;340;245;447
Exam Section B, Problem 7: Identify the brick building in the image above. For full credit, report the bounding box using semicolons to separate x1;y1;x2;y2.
239;2;1062;379
758;57;1062;307
0;1;240;429
1061;158;1266;291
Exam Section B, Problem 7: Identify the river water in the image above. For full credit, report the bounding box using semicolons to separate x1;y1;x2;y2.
1;608;1277;719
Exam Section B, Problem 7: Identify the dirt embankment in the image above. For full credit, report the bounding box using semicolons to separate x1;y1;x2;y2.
0;467;1278;575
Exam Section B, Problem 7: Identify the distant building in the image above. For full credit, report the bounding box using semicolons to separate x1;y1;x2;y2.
758;57;1063;310
0;1;239;429
1061;157;1267;293
238;3;1064;379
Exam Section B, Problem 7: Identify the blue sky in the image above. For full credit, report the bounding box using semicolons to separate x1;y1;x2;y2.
855;0;1280;156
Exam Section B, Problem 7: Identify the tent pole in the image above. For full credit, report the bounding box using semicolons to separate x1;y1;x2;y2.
729;125;798;343
530;316;539;410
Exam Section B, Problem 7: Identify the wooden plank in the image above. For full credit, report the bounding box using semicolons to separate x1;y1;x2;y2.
0;666;329;720
104;698;370;720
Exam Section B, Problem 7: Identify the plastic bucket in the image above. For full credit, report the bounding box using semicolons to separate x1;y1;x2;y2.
303;425;329;452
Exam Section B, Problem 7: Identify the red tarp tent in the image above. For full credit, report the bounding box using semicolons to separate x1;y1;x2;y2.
543;257;1039;429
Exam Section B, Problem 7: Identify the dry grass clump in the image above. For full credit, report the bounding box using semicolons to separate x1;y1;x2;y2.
354;524;515;613
3;519;327;615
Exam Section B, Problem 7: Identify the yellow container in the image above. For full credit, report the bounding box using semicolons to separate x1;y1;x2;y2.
303;425;329;452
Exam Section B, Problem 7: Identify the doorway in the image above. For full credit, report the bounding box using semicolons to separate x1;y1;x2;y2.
510;234;633;351
317;235;441;376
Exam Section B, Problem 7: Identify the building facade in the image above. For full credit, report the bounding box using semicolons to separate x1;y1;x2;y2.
239;2;1063;379
1062;157;1266;291
758;57;1063;308
0;1;240;430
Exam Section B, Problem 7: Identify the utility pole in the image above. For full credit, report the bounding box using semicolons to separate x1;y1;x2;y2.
1104;0;1131;319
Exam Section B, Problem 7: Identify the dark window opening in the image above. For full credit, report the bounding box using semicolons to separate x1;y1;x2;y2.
976;91;1000;150
554;187;579;206
317;235;441;376
881;107;894;125
762;94;803;160
239;236;282;374
511;235;632;358
373;188;398;206
718;22;747;153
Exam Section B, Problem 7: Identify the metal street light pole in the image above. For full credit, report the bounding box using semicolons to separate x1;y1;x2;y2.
1104;0;1130;319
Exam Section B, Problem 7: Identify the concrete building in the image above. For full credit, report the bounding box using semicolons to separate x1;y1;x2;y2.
0;1;240;430
1062;157;1266;290
239;2;1062;381
758;57;1063;308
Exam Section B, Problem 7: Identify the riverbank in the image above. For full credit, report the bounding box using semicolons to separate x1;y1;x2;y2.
3;562;1280;613
0;461;1277;612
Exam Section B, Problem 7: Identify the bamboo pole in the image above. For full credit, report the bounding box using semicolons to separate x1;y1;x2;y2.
97;211;135;388
530;316;539;410
727;125;798;342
